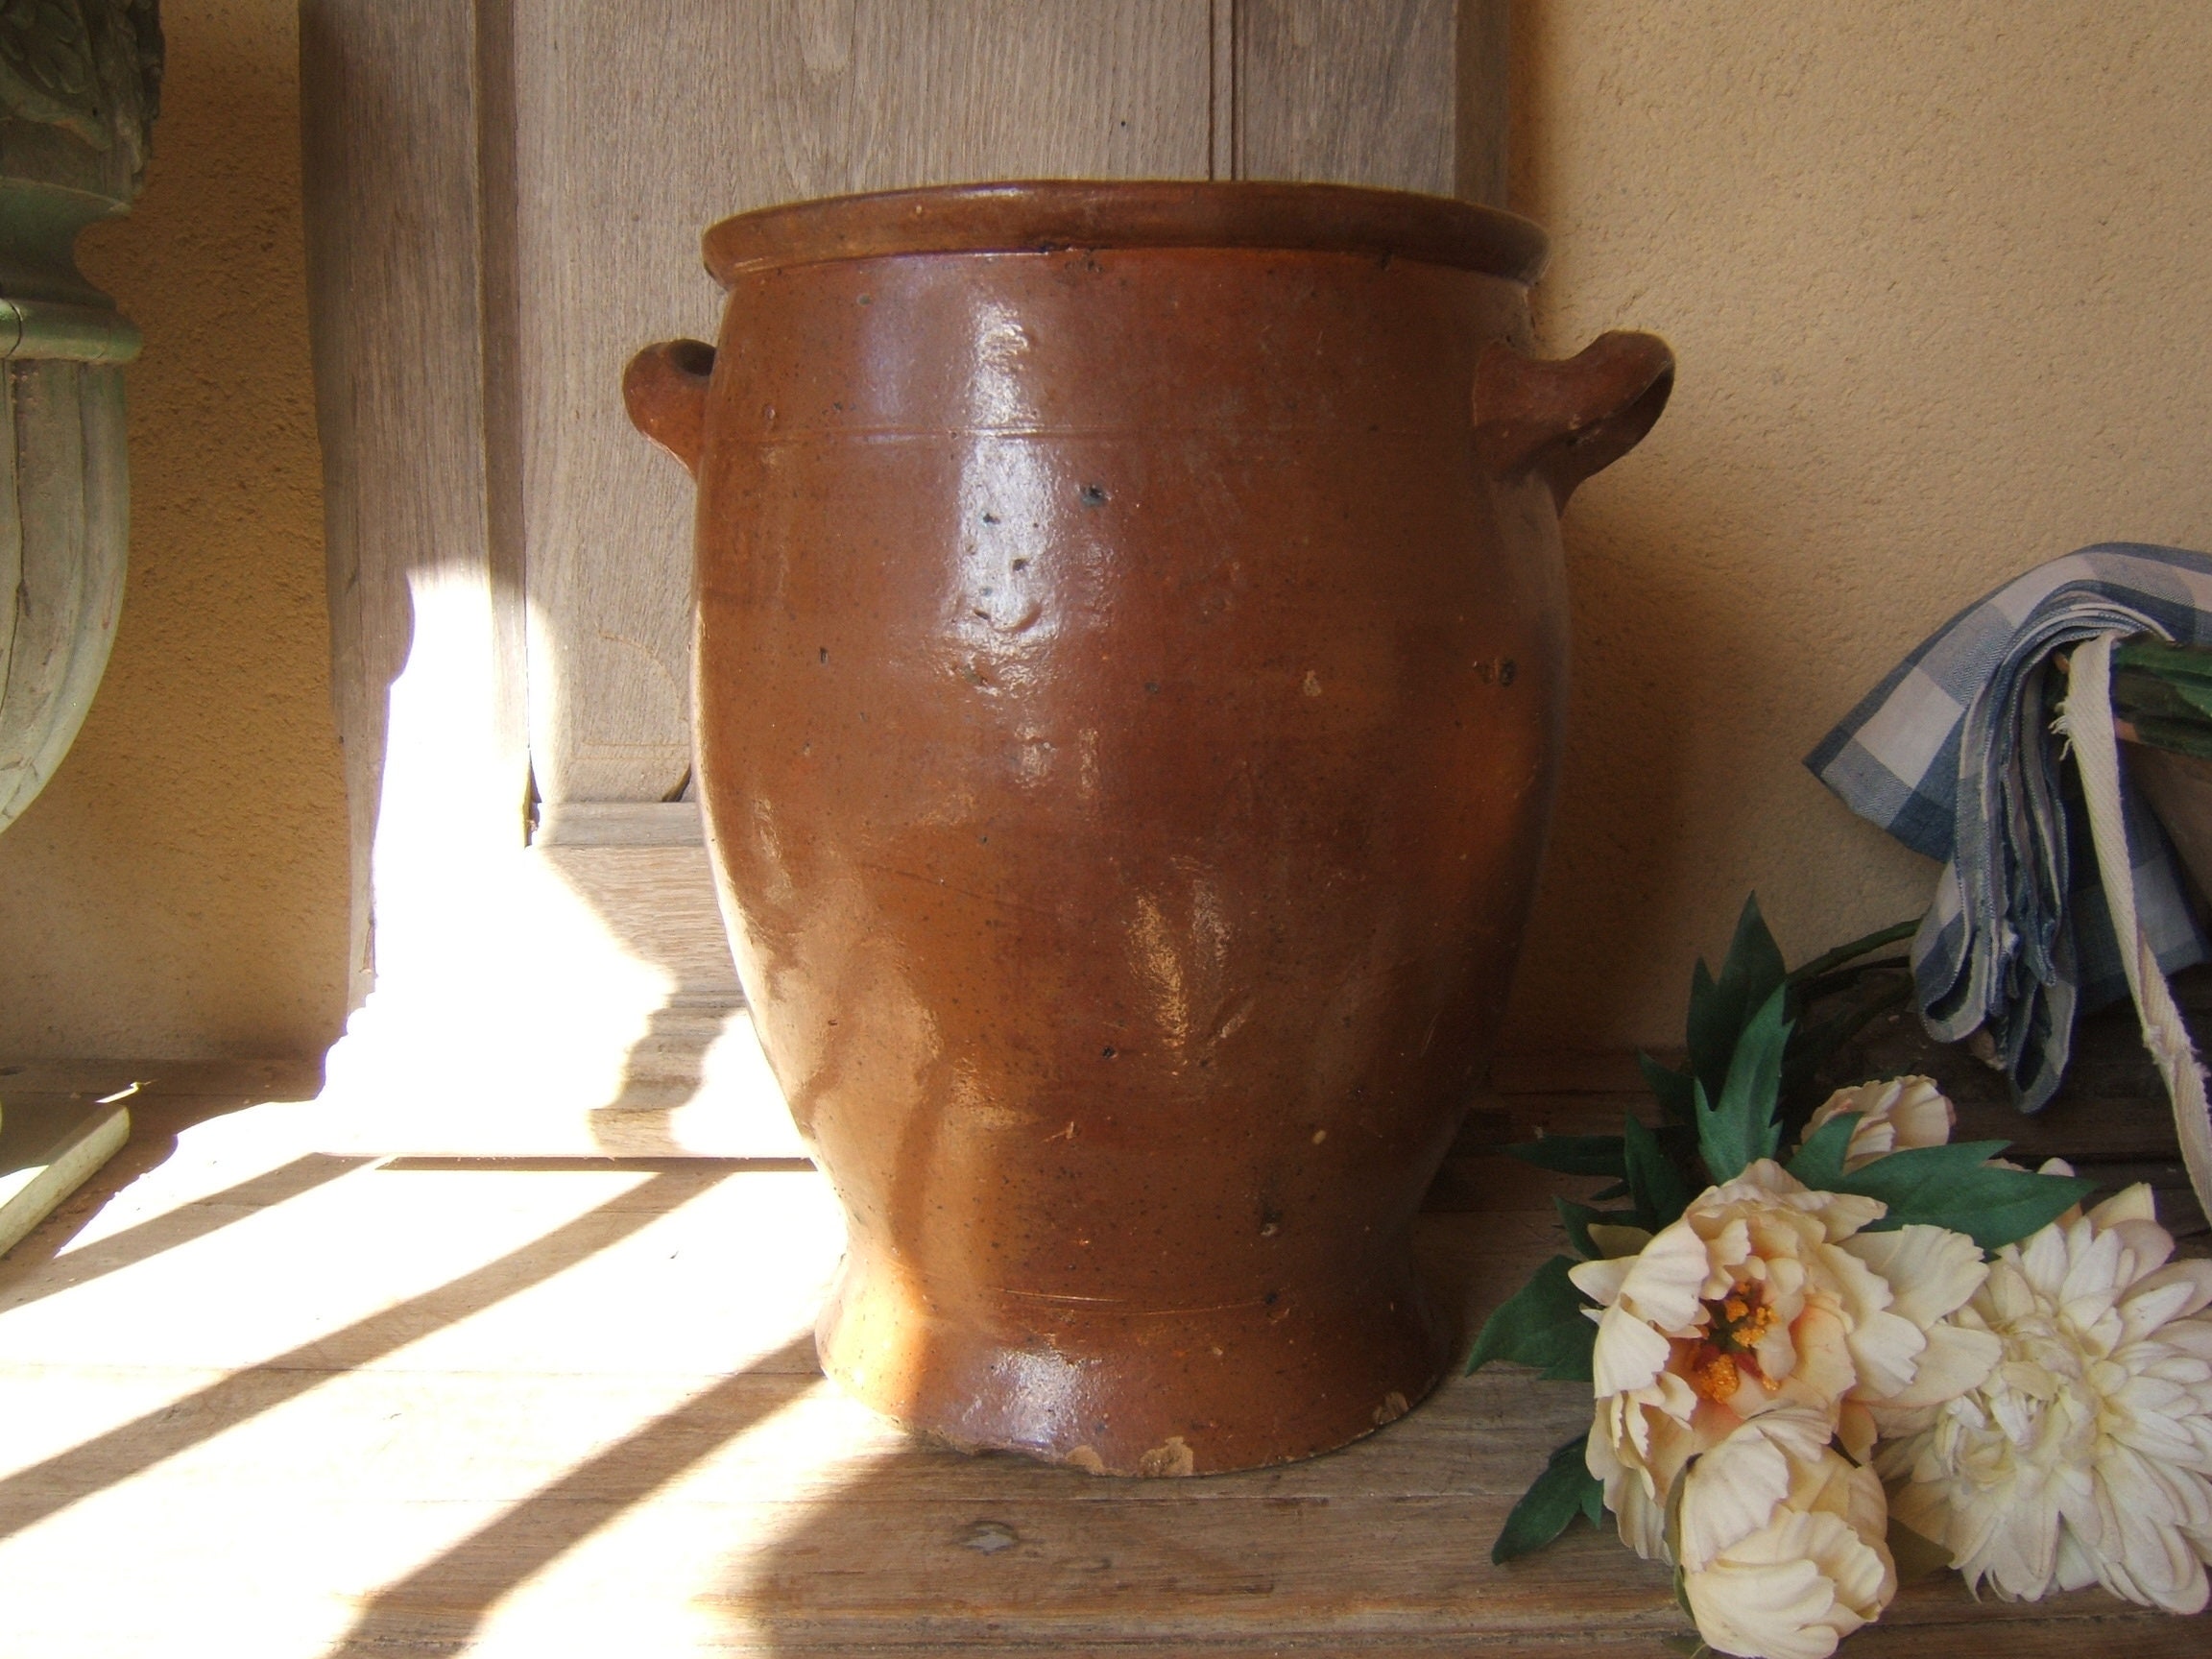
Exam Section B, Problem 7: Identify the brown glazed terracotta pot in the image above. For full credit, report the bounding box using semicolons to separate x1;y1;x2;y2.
625;182;1671;1476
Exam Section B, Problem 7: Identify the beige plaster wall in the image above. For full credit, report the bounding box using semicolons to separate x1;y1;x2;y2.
1499;0;2212;1048
0;0;348;1058
2;2;2208;1060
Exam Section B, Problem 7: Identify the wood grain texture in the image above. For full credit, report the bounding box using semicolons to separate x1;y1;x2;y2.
1454;0;1508;205
0;360;128;831
1237;0;1458;194
300;0;528;1009
533;800;706;847
0;1089;2198;1654
517;0;1214;808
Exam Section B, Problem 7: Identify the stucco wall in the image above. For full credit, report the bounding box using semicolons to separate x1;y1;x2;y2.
1;2;2208;1059
0;0;348;1058
1498;0;2212;1048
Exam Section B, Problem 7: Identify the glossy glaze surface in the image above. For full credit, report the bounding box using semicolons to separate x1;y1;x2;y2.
626;182;1670;1475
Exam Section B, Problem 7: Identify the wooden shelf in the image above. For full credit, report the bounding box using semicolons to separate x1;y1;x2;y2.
0;1019;2202;1654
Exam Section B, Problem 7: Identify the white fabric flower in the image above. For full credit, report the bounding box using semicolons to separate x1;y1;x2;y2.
1877;1184;2212;1613
1679;1407;1897;1659
1804;1074;1955;1170
1571;1161;1997;1560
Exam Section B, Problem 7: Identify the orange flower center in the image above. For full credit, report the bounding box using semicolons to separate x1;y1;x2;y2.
1688;1281;1781;1402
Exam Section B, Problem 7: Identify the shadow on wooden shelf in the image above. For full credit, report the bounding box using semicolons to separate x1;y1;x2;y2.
0;1009;2202;1652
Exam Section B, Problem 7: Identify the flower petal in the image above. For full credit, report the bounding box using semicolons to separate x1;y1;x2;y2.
1686;1508;1892;1659
1677;1410;1835;1569
2087;1183;2158;1228
1878;1320;2003;1410
1842;1223;1988;1327
1590;1302;1673;1396
1607;1219;1714;1334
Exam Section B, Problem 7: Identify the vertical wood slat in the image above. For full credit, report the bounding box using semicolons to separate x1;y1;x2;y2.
1235;0;1459;195
516;0;1216;809
301;0;527;1008
1455;0;1509;207
1209;0;1237;180
475;0;531;837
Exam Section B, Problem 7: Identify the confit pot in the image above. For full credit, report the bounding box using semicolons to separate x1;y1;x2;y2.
626;181;1671;1475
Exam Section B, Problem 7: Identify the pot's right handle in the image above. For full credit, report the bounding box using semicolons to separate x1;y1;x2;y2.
624;339;717;477
1474;331;1674;507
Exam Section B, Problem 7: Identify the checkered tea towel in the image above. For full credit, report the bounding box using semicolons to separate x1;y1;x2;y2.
1807;543;2212;1111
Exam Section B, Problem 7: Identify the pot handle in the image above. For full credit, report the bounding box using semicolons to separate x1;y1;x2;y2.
1473;331;1674;507
623;339;716;477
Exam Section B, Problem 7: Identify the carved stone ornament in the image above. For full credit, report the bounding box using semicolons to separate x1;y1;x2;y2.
0;0;160;833
0;0;162;185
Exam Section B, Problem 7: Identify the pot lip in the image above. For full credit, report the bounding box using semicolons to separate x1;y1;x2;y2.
701;180;1549;287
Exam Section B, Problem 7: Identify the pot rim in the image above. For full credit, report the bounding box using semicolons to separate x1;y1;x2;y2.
700;180;1549;288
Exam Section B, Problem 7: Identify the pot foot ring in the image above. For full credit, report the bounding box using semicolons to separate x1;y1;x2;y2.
816;1252;1447;1476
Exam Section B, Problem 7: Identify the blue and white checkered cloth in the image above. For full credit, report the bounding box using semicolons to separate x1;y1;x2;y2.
1807;544;2212;1110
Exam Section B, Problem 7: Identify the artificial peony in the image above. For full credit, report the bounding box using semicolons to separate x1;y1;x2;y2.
1677;1407;1897;1659
1876;1183;2212;1613
1803;1074;1955;1171
1570;1161;1997;1559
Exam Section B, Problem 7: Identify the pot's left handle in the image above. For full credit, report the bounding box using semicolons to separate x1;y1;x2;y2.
624;339;716;477
1473;331;1674;507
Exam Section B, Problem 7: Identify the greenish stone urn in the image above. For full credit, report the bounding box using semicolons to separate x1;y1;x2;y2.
0;0;159;831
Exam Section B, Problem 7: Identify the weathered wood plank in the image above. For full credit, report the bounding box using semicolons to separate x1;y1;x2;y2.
0;1090;2201;1653
517;0;1214;809
1236;0;1458;194
1454;0;1508;206
534;800;706;848
301;0;529;1009
0;1057;322;1098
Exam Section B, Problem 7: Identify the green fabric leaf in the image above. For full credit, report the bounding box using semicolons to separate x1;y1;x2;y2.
2124;714;2212;761
2115;666;2212;723
2110;640;2212;757
1686;896;1788;1101
1589;1180;1633;1202
1555;1196;1643;1260
1491;1433;1604;1564
1623;1113;1691;1230
1466;1255;1598;1380
1783;919;1918;989
1505;1135;1627;1178
1686;957;1723;1098
1640;1050;1698;1126
1787;1111;1860;1190
1830;1141;2097;1250
2116;637;2212;684
1695;985;1791;1183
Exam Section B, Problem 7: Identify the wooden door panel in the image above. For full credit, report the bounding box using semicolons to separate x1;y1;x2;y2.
307;0;1503;1138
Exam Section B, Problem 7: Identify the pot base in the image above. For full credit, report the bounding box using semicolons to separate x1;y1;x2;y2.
815;1242;1449;1476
